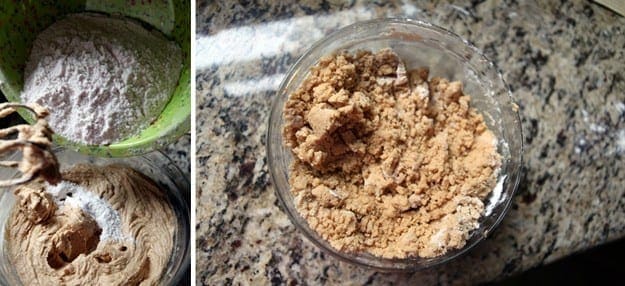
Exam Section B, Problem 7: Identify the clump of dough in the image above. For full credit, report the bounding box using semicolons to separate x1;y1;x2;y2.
283;49;501;258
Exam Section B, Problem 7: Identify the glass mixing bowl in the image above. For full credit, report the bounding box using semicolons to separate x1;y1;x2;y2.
0;149;190;285
267;18;523;271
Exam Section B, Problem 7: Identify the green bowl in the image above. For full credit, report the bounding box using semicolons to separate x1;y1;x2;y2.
0;0;190;157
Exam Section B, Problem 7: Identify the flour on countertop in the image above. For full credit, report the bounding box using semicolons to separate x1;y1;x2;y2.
46;181;129;242
22;13;182;145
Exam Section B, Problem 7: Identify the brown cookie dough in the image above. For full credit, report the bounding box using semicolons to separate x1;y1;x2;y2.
283;49;502;258
6;164;175;286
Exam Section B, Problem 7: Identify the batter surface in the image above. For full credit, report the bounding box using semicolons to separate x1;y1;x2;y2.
6;164;175;286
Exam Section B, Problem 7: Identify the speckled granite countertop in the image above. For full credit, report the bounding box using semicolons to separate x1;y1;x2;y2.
164;133;191;178
195;0;625;284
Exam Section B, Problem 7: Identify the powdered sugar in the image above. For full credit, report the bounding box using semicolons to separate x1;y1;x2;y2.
484;174;507;216
22;13;182;145
46;181;129;242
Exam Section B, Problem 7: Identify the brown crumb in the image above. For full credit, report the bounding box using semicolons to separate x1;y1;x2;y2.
282;49;501;259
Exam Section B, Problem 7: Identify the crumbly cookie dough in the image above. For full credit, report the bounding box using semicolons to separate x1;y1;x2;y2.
283;49;502;258
6;164;175;286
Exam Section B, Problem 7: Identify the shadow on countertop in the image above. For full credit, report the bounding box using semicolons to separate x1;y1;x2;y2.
488;237;625;286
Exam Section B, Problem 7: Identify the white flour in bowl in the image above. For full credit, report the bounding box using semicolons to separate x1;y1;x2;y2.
22;13;182;145
46;181;130;242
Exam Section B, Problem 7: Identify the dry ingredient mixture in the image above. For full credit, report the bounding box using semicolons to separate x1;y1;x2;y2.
0;104;176;285
283;49;502;258
22;13;183;145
